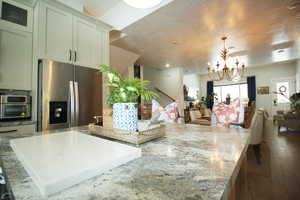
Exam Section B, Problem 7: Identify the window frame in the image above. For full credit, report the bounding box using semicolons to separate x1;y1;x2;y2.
213;82;248;102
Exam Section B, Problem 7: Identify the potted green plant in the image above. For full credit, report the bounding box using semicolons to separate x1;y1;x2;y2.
290;93;300;118
201;93;218;109
99;65;158;131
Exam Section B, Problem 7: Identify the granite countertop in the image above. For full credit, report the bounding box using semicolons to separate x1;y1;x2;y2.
0;124;250;200
0;120;36;127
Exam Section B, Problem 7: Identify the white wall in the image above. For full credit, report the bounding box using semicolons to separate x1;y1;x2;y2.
143;67;184;115
183;74;201;100
110;45;140;77
199;61;297;114
183;73;200;88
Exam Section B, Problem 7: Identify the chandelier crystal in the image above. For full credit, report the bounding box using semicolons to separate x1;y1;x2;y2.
208;37;246;81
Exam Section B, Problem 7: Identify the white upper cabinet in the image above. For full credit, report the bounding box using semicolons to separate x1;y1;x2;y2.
38;1;110;69
39;3;73;64
0;0;33;33
73;17;97;68
0;28;32;90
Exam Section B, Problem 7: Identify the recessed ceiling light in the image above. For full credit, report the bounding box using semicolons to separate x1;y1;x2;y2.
165;63;170;68
123;0;162;9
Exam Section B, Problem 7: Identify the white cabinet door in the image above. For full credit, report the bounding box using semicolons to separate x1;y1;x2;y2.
95;30;102;66
99;30;109;66
0;28;32;90
73;17;98;68
41;3;73;63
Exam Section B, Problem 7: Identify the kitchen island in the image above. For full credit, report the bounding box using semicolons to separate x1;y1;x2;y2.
0;124;250;200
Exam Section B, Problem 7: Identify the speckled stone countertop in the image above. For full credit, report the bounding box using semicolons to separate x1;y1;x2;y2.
0;124;250;200
0;120;36;127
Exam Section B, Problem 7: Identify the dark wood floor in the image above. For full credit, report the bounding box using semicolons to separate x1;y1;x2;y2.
247;120;300;200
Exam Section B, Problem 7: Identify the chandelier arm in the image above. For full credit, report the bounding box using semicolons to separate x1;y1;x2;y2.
215;71;221;81
217;70;223;81
237;66;243;78
224;68;230;81
240;68;245;78
230;68;236;79
208;72;217;81
237;67;241;77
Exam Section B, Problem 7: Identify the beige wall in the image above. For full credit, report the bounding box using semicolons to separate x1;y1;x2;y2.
143;67;184;115
109;45;140;77
198;61;297;114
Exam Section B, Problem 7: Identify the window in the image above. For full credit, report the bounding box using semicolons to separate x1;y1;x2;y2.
214;83;248;102
276;81;289;103
214;87;221;101
187;87;198;100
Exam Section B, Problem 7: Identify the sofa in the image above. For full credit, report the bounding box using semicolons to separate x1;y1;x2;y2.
277;111;300;133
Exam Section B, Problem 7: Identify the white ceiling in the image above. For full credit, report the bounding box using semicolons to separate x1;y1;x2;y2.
70;0;175;30
109;0;300;74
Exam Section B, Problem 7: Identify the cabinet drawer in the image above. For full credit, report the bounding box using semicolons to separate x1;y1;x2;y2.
0;124;35;134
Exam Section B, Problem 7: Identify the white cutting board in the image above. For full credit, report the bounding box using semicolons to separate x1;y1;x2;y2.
10;131;141;196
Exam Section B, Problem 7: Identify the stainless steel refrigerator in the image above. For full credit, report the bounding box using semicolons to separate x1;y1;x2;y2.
37;60;102;131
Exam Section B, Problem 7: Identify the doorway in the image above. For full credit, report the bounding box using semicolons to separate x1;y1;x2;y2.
271;77;296;118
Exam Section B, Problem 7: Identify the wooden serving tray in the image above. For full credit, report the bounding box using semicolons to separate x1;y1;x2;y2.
87;123;166;145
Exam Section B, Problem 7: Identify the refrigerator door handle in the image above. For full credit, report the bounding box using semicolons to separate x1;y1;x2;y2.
69;81;75;127
74;82;79;126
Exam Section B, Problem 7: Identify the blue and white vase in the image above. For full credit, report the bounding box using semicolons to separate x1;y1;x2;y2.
113;103;138;131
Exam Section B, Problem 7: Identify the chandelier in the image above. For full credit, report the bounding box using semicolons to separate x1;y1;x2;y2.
207;36;246;81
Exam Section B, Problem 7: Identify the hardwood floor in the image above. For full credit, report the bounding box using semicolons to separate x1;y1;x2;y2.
246;120;300;200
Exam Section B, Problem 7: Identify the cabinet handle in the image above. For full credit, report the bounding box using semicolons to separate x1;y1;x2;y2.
69;49;72;61
0;129;17;134
74;51;77;62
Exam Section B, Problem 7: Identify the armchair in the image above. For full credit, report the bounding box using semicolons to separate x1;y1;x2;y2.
248;109;266;164
277;112;300;133
189;109;211;126
230;108;267;164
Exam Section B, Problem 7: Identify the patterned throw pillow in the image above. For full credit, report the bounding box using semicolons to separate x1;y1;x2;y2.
151;100;179;123
211;98;244;127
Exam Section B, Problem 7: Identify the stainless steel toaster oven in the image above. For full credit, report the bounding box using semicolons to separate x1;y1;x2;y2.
0;95;31;120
